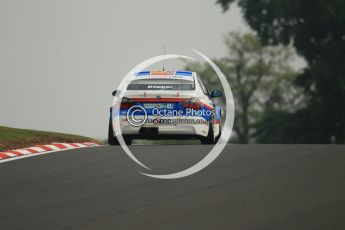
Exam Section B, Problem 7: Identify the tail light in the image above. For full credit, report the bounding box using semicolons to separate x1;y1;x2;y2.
182;97;201;110
120;97;135;109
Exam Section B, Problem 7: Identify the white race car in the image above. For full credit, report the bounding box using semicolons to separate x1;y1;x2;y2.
109;70;222;145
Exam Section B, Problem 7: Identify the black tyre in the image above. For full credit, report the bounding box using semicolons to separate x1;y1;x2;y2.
108;119;132;145
123;136;132;145
201;123;215;145
108;119;119;145
215;124;221;143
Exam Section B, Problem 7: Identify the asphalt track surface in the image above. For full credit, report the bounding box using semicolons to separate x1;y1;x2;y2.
1;144;345;230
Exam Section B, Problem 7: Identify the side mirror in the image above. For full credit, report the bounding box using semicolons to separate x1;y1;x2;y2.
210;90;222;98
112;90;117;96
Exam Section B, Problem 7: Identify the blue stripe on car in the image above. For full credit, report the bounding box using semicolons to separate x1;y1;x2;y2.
135;71;151;76
175;71;193;76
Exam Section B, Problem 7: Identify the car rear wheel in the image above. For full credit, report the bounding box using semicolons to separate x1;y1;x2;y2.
123;136;132;145
201;123;215;145
108;119;119;145
214;131;221;143
108;119;132;145
215;123;221;143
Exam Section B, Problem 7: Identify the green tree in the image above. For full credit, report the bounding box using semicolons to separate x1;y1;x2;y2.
186;32;300;143
217;0;345;143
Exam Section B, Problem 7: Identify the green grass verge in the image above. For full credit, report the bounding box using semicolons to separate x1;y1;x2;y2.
0;126;101;151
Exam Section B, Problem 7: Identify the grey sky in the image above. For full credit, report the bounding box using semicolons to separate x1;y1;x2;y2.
0;0;250;138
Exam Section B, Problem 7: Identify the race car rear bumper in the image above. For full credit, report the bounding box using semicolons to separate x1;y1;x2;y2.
112;116;209;138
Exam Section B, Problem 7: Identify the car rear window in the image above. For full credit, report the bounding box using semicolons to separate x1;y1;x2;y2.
127;79;195;90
